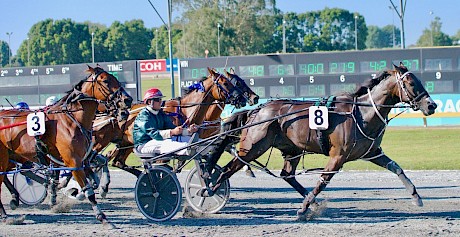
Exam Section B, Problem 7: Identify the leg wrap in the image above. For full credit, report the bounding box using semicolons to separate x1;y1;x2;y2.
386;161;403;175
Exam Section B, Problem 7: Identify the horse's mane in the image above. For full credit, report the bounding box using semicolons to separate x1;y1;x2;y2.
348;70;392;97
182;76;209;95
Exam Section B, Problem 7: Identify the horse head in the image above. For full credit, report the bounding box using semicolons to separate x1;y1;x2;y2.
202;67;243;106
392;63;437;116
225;68;259;107
81;65;133;121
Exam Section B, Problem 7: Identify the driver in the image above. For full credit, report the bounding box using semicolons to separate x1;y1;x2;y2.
46;96;58;106
133;88;199;155
15;101;29;110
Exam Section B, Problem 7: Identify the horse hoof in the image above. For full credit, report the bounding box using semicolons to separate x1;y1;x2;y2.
296;210;308;221
412;194;423;207
75;192;86;201
10;200;19;210
100;190;108;199
245;170;256;178
103;220;116;229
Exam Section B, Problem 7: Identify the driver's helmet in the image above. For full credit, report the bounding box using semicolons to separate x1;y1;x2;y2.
46;96;57;106
15;102;29;110
143;88;165;103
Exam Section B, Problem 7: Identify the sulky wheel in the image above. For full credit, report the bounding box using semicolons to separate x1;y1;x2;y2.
184;165;230;214
13;172;47;205
135;165;182;222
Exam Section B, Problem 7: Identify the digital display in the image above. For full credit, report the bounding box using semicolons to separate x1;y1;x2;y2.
330;83;357;95
424;59;452;71
0;94;40;107
298;63;325;75
425;80;454;93
329;62;355;74
0;61;139;107
0;76;39;87
269;64;294;76
39;74;71;85
299;84;326;97
183;68;207;79
250;86;266;98
392;59;420;71
269;85;295;97
180;47;460;100
360;60;387;73
239;65;264;77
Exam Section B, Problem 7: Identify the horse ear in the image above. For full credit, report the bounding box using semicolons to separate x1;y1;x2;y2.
86;64;95;74
224;69;230;77
207;67;216;76
230;67;235;74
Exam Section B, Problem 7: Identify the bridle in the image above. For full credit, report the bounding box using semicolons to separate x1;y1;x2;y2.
84;68;131;121
210;73;245;107
395;71;427;111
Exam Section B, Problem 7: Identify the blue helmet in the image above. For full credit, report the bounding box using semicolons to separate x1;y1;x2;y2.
15;102;29;110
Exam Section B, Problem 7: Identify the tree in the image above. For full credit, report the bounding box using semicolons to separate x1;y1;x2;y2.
366;25;400;49
300;8;367;52
416;16;452;47
0;40;10;67
105;20;153;61
452;30;460;45
16;19;92;66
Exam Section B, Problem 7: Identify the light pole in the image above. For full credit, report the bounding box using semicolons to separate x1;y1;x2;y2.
6;32;12;67
354;15;358;50
155;29;159;58
27;37;30;66
167;0;175;98
389;6;396;48
217;23;221;57
282;17;286;53
91;32;95;63
429;11;434;46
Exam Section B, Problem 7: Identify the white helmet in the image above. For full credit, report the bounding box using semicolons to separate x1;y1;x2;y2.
46;96;57;106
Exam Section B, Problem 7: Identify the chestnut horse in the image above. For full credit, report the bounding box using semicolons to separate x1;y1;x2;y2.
90;68;258;196
0;66;132;225
205;64;437;219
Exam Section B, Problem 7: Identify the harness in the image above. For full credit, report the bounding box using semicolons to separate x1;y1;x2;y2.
313;96;336;156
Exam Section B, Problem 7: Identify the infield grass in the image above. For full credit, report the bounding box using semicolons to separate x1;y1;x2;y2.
121;78;460;171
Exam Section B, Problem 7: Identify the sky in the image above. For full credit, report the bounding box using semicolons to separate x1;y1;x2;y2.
1;0;459;55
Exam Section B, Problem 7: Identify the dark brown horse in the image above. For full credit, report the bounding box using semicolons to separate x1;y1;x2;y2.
205;64;437;219
90;68;258;196
0;66;132;225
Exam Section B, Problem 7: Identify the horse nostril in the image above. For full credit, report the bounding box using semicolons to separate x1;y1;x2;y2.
428;103;437;111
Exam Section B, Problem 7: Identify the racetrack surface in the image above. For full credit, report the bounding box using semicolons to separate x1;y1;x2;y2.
1;170;459;237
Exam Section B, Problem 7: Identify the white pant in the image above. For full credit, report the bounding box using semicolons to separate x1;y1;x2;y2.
139;136;213;156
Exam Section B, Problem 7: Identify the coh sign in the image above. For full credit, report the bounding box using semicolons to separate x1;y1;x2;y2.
139;59;167;73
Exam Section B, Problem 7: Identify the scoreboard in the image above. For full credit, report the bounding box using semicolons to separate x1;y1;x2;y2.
178;47;460;99
0;61;140;107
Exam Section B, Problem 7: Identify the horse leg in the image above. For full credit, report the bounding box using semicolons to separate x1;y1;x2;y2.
3;177;20;209
369;154;423;207
72;169;109;224
48;170;60;206
208;156;246;196
111;148;141;177
297;156;343;220
0;147;10;221
0;175;8;221
99;164;110;198
280;154;308;197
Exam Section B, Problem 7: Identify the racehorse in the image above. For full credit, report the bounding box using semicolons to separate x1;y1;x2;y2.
204;64;437;219
89;68;259;196
0;65;132;225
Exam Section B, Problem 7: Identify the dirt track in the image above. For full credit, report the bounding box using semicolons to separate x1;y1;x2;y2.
1;170;460;237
